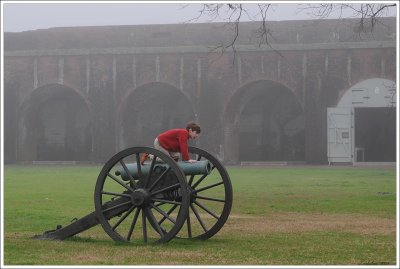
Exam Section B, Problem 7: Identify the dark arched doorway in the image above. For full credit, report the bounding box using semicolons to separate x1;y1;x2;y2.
121;83;195;147
19;84;91;162
224;80;305;163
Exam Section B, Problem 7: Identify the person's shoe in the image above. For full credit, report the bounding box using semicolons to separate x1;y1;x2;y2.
140;153;149;165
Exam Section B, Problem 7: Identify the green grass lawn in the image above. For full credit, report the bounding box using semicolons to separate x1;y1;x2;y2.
3;165;397;265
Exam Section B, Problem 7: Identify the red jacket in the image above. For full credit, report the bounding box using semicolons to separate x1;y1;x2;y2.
157;129;190;161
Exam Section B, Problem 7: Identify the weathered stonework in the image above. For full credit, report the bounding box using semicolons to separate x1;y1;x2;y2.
4;18;396;164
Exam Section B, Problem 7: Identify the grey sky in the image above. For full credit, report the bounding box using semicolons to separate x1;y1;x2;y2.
2;1;398;32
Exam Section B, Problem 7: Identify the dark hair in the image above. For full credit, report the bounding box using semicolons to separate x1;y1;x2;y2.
186;121;201;133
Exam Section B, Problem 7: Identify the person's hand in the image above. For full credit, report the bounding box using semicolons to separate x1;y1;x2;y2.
187;159;197;163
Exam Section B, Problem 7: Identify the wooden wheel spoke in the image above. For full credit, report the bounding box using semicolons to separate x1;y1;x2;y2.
195;181;224;193
146;208;165;237
149;167;172;191
101;191;131;198
127;208;141;241
186;213;192;238
102;200;132;213
188;154;202;187
190;204;207;232
150;183;180;196
158;204;178;226
191;174;208;189
107;173;135;193
145;156;157;188
194;200;219;220
112;205;136;230
119;160;138;189
194;195;225;203
152;198;182;205
142;209;147;243
188;175;195;187
151;204;176;224
135;153;144;183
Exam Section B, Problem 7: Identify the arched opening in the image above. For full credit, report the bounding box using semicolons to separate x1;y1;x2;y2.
121;83;195;147
225;80;305;162
328;78;396;163
20;84;91;162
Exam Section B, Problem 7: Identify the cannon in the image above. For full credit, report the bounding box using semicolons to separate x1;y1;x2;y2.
35;146;233;243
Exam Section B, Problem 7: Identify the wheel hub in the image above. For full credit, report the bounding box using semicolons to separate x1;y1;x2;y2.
130;189;150;207
188;186;196;203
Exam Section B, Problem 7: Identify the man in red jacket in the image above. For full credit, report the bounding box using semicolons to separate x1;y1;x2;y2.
141;122;201;164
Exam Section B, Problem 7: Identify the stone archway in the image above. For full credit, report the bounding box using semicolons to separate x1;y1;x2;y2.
224;80;305;163
327;78;396;163
121;82;195;148
19;84;92;162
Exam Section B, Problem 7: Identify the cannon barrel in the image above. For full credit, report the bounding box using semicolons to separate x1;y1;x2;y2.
115;160;211;180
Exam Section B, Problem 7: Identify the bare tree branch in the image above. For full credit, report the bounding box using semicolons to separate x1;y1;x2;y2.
185;3;396;61
301;3;396;32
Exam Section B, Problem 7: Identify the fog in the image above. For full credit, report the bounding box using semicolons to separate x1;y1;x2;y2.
2;2;397;165
2;3;294;32
4;2;396;32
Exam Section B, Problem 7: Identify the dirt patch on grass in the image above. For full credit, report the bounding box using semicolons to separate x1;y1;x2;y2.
224;212;396;236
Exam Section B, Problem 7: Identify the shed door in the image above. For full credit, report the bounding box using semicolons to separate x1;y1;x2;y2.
327;107;354;163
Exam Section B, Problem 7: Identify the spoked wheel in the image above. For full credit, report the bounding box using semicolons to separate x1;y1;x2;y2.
176;146;233;240
94;147;189;244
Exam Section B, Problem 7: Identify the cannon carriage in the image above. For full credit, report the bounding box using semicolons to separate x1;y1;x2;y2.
35;147;233;244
